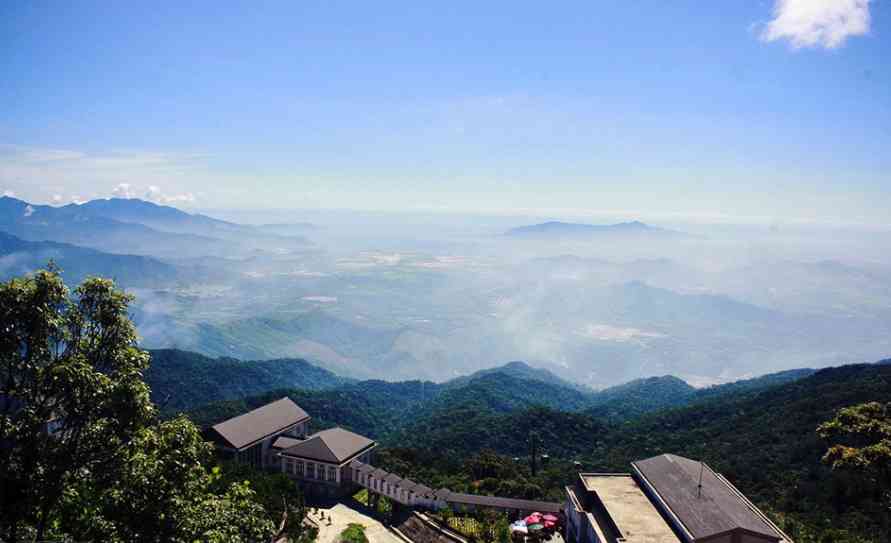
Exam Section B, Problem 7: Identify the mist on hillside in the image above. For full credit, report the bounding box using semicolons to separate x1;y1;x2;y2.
5;198;884;388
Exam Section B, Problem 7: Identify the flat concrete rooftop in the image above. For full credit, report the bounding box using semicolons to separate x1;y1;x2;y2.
580;474;680;543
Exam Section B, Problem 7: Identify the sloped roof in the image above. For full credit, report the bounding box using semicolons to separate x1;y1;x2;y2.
632;454;784;542
400;479;421;493
272;436;304;450
350;460;373;474
414;484;434;497
212;397;309;450
281;427;375;464
350;461;423;494
443;492;562;513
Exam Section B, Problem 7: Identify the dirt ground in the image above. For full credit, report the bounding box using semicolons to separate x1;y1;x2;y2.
308;502;404;543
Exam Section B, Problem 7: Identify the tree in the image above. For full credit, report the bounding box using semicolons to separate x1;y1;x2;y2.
0;268;277;542
818;401;891;526
494;515;511;543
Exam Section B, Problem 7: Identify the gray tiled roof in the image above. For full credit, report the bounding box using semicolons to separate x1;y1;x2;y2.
632;454;784;541
211;397;309;450
444;492;562;513
400;479;421;493
281;427;375;464
272;436;304;450
414;484;434;497
434;488;453;500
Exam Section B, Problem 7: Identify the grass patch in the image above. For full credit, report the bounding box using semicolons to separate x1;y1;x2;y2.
448;517;492;540
340;523;369;543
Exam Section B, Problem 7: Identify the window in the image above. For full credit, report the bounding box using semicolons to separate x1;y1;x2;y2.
296;460;304;477
286;458;295;474
307;462;316;479
327;466;337;482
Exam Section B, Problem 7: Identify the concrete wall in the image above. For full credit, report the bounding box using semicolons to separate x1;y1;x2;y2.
564;494;600;543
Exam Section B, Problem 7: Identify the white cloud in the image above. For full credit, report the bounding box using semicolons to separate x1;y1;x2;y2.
2;190;15;198
141;184;196;205
144;185;162;200
162;192;196;203
52;194;63;204
111;183;134;199
761;0;872;49
0;145;208;207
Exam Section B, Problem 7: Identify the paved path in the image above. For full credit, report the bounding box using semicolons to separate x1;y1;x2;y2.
308;503;403;543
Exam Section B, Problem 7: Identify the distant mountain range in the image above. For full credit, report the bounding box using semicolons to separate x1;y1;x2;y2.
0;196;234;258
0;196;310;259
505;220;689;239
0;231;180;286
135;275;873;386
160;349;815;426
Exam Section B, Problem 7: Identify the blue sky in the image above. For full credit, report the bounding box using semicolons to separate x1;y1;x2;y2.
1;1;889;224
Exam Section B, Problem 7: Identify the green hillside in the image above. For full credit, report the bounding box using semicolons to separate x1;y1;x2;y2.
146;349;350;412
587;363;891;541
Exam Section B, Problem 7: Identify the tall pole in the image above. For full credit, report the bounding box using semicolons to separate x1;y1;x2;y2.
530;431;538;477
697;461;704;498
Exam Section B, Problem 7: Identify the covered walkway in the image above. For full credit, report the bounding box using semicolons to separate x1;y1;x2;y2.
350;461;562;515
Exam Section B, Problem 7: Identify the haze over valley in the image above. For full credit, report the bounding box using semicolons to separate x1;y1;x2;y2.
3;194;889;388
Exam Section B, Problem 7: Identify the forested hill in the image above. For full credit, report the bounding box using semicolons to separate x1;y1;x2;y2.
176;352;826;444
145;349;351;411
180;355;889;541
158;349;817;421
583;375;695;420
588;363;891;540
445;360;584;391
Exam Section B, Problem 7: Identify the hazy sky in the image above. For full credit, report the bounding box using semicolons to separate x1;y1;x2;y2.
2;1;889;225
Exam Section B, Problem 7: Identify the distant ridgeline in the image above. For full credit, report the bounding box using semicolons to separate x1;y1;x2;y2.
504;220;690;239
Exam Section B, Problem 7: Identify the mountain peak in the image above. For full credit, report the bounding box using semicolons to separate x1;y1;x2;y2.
449;360;581;390
505;220;685;239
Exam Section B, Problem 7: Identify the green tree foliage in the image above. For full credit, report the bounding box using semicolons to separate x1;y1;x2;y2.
377;365;891;542
819;402;891;483
146;348;349;413
494;515;510;543
0;268;281;542
339;523;369;543
213;460;316;543
819;402;891;528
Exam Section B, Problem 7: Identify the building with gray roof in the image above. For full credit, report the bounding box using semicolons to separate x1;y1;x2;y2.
209;397;310;468
210;397;377;497
278;427;376;498
565;454;792;543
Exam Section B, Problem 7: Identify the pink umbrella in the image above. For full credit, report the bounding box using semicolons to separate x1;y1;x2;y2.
524;513;542;525
542;514;558;523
